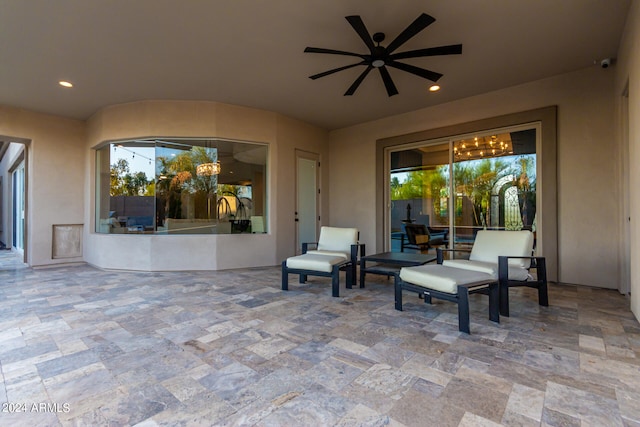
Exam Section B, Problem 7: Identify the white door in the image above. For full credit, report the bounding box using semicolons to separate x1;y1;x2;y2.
296;151;319;254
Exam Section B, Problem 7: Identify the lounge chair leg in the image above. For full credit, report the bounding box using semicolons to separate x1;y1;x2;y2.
394;274;403;311
489;282;500;323
352;263;357;288
346;264;353;289
499;284;510;317
457;285;471;334
331;265;340;297
538;283;549;307
423;292;432;304
299;274;307;284
536;258;549;307
281;261;288;291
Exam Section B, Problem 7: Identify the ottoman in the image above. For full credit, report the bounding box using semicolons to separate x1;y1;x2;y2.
395;264;499;333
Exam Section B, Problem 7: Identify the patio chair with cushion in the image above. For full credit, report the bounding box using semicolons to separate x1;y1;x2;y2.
282;226;359;297
437;229;548;316
395;229;547;333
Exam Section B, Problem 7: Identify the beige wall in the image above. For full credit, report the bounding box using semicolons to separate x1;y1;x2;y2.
0;106;85;266
329;66;618;289
85;100;329;271
274;115;330;259
615;2;640;318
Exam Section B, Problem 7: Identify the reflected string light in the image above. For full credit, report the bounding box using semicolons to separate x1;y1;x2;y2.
114;145;153;165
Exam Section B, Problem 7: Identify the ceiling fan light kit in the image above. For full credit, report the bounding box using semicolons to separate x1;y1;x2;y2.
304;13;462;97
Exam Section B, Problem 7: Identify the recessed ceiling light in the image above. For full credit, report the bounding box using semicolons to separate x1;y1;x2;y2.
429;85;440;92
59;81;73;88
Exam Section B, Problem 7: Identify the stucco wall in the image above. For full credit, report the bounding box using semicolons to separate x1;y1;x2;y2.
84;100;329;271
329;66;618;289
274;114;330;260
0;107;85;266
615;1;640;318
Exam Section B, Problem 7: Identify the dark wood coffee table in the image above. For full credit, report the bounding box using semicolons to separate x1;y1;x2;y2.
359;251;437;287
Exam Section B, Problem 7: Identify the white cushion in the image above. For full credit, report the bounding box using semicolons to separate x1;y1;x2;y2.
286;253;347;273
469;230;534;269
399;265;494;294
442;259;531;281
316;226;358;258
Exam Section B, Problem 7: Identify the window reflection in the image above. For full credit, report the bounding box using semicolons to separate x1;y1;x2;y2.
389;128;536;252
452;131;536;248
96;138;267;235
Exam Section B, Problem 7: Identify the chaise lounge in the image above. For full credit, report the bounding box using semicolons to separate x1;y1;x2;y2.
282;226;359;297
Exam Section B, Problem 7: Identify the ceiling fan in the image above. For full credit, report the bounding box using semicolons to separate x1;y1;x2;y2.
304;13;462;96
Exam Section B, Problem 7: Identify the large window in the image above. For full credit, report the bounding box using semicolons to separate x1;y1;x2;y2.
389;126;537;251
96;138;267;234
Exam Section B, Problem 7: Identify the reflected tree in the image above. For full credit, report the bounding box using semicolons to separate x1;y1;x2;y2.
391;155;535;230
110;159;152;196
156;147;219;220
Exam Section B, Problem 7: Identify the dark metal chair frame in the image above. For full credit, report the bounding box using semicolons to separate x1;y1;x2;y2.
498;255;548;316
394;273;499;334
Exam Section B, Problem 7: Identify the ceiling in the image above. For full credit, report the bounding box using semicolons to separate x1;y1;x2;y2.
0;0;630;132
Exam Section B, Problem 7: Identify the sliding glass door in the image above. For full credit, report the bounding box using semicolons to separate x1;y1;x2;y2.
389;141;450;252
388;125;538;252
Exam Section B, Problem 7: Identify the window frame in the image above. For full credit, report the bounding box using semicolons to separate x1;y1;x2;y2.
385;123;540;250
376;106;557;280
95;137;269;235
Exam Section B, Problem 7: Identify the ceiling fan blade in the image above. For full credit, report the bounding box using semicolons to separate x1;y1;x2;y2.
378;66;399;96
344;65;373;96
309;62;365;80
345;15;376;51
304;47;366;59
387;60;443;82
390;44;463;60
386;13;436;54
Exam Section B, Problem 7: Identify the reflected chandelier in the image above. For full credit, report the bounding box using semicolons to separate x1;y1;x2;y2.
196;161;221;176
454;135;512;160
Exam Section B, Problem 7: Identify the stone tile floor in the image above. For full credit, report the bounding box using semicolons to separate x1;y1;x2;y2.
0;249;27;270
0;256;639;426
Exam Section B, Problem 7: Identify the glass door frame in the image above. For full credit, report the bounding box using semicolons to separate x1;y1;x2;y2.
383;122;542;252
12;161;25;252
384;137;450;252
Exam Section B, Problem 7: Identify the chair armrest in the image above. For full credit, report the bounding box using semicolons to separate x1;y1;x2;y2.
301;242;318;254
428;227;449;241
498;256;547;282
436;247;471;264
